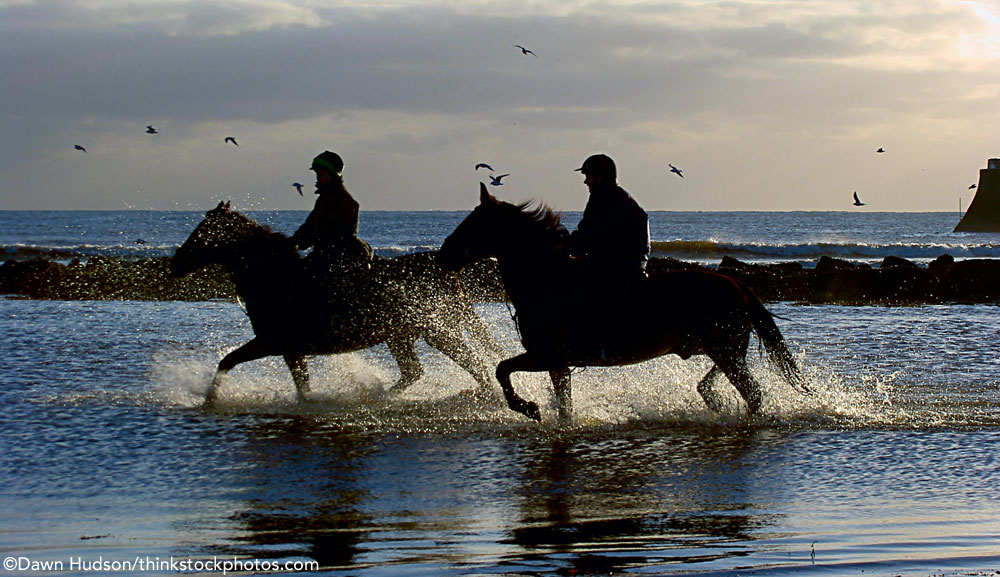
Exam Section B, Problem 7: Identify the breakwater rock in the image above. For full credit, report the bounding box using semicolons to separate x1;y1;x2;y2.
2;254;998;305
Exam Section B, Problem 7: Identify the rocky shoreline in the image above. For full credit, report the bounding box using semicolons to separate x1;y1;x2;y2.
1;253;998;305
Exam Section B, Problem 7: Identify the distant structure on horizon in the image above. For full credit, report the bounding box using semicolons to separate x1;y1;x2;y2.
954;158;1000;233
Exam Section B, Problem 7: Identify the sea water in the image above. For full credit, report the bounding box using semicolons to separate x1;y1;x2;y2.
0;210;997;576
1;210;997;265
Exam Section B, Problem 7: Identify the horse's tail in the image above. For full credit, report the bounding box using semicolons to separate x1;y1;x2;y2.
742;285;810;394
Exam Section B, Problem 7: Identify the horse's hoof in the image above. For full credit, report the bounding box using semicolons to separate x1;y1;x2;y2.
525;401;542;422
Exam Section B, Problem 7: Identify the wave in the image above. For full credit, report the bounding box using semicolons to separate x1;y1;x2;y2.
0;243;176;263
650;239;1000;263
372;244;442;258
4;239;998;266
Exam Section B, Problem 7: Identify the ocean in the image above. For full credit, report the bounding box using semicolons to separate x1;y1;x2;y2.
2;210;998;265
1;210;998;576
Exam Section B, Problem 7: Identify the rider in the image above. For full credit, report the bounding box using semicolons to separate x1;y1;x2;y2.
291;151;373;308
565;154;650;355
567;153;650;279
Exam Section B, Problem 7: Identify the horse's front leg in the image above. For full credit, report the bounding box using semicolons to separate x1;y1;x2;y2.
550;369;572;423
496;353;561;422
207;337;276;405
283;354;310;402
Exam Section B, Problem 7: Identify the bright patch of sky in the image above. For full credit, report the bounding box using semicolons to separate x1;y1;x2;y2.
2;0;997;210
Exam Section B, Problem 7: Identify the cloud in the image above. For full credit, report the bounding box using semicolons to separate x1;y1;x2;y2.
0;0;325;35
1;0;997;210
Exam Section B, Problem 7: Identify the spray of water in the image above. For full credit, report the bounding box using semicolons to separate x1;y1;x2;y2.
137;305;983;431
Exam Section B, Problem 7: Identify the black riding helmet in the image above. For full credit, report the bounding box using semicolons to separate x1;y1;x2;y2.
574;154;616;180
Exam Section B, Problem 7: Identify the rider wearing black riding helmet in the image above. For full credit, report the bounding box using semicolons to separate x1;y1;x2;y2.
565;154;650;358
567;153;650;279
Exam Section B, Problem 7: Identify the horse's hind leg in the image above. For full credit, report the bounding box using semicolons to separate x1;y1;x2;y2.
550;369;572;423
425;327;494;391
283;354;310;402
715;355;763;415
696;365;726;413
459;299;501;357
387;334;423;390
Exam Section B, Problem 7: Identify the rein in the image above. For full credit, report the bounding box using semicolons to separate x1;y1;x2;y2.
505;301;520;339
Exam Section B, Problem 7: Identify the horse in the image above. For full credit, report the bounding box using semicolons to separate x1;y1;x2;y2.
170;201;496;404
437;184;809;422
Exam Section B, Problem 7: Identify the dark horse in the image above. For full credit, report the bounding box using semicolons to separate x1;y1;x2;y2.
170;201;495;403
437;185;808;422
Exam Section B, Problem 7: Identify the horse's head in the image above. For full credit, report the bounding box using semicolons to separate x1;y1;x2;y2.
438;183;565;272
170;201;261;277
438;184;506;272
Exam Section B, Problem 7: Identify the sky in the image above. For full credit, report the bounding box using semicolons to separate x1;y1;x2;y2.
2;0;998;212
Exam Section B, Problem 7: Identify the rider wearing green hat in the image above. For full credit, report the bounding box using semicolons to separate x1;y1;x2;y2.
292;150;373;295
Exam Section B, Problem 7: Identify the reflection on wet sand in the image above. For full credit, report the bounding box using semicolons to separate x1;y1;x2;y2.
505;428;781;574
196;418;790;574
203;417;374;569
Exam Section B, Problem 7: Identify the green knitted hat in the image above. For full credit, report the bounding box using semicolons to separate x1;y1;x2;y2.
311;151;344;177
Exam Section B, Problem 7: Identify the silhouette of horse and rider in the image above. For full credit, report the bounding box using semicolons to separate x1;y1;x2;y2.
172;151;807;419
438;155;808;421
170;152;495;404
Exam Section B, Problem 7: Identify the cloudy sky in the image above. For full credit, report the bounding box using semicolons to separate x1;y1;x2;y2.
2;0;997;211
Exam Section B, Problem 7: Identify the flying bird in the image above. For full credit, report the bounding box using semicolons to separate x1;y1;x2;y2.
969;183;977;189
514;44;537;57
225;136;239;146
876;147;885;153
489;173;510;186
293;182;304;196
475;163;495;172
74;145;87;153
853;191;866;206
146;125;158;134
668;164;684;178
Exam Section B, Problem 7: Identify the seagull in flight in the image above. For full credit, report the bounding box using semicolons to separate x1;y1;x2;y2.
74;144;87;153
514;44;537;57
853;191;866;206
876;147;885;153
668;163;684;178
225;136;239;146
475;162;495;172
489;173;510;186
293;182;305;196
146;125;158;134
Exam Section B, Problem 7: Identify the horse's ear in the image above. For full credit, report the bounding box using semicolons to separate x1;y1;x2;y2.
215;201;226;210
479;182;495;205
224;201;231;210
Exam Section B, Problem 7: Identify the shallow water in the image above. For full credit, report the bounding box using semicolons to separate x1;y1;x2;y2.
1;299;998;576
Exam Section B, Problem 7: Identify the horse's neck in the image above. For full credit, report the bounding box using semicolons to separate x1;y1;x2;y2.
224;234;301;299
494;247;561;313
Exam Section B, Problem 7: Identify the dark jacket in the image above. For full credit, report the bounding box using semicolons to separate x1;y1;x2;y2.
291;179;360;250
567;184;650;274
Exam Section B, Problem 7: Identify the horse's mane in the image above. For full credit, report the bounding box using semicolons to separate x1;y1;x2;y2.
222;205;288;241
510;200;568;243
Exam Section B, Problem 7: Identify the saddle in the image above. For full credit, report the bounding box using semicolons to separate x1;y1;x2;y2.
300;236;376;330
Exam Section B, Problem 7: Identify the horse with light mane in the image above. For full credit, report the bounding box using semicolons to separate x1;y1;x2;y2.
437;184;808;422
